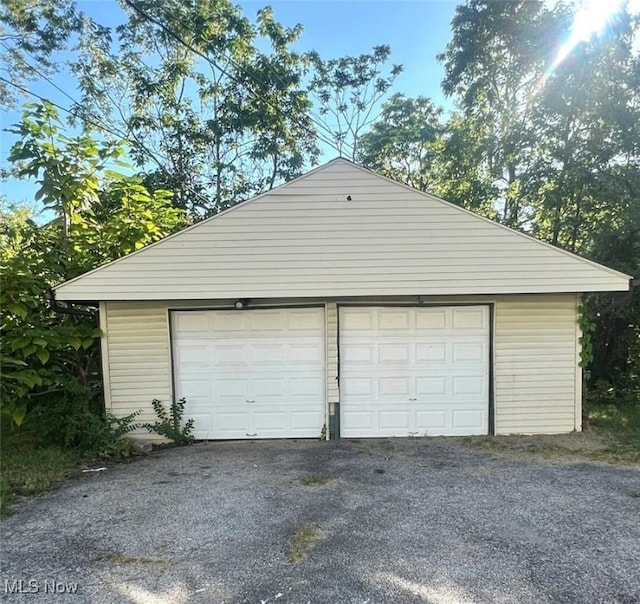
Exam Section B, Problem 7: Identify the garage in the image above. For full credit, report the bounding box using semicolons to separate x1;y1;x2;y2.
171;307;326;439
55;158;631;439
339;306;490;437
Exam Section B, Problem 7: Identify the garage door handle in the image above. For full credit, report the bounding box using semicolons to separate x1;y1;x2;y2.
246;400;255;403
246;432;257;437
409;398;418;401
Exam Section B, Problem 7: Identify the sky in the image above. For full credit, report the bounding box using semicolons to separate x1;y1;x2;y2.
0;0;459;207
2;0;638;208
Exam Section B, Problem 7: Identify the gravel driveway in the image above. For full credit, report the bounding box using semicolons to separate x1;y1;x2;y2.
2;438;639;603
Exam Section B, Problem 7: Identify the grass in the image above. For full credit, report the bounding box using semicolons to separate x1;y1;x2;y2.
587;402;640;443
285;524;325;564
90;553;173;566
464;402;640;466
300;474;329;486
0;432;85;518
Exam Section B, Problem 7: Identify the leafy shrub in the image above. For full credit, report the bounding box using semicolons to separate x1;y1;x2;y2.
143;398;194;445
64;411;141;459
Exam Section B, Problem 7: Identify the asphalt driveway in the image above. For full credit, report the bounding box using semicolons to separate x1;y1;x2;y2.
2;438;639;603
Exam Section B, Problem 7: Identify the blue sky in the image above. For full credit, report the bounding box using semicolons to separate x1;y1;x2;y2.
1;0;459;206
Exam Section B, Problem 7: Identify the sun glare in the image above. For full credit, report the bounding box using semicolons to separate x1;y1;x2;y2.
539;0;632;87
571;0;624;42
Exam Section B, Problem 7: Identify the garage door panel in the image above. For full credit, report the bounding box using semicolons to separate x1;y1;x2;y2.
452;409;486;431
416;410;447;431
213;344;249;367
416;309;447;329
251;344;286;365
379;343;410;363
416;342;447;362
250;377;285;398
288;342;324;365
288;310;324;330
290;411;324;430
211;312;247;332
173;311;209;333
179;379;211;398
342;344;373;365
379;309;411;329
175;345;210;367
379;377;411;396
452;375;486;396
380;410;410;430
340;306;489;438
190;414;213;439
453;308;487;329
453;341;486;361
341;377;374;397
253;411;288;431
250;312;284;331
290;376;324;397
342;411;374;433
416;376;447;396
173;308;325;439
341;310;373;330
215;412;250;438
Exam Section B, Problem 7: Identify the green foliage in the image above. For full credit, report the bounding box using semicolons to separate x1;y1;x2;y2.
434;0;640;398
0;430;82;517
357;94;443;192
1;103;185;426
144;398;195;446
578;299;595;370
63;411;142;460
0;0;81;106
71;0;318;215
308;45;403;159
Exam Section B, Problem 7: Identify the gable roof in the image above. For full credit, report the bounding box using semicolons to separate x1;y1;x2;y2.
55;158;631;301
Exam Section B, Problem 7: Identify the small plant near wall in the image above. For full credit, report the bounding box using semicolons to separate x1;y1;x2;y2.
64;410;142;460
143;398;195;446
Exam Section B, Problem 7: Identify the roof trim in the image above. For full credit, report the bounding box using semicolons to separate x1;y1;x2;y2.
55;157;632;294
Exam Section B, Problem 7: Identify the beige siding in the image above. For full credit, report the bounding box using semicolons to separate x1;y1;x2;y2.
103;294;581;438
104;301;172;437
494;294;580;434
55;160;630;301
325;302;339;438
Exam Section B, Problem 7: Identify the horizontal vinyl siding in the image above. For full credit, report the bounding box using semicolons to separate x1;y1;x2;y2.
56;161;630;301
494;294;579;434
326;302;339;406
105;302;172;439
103;294;581;438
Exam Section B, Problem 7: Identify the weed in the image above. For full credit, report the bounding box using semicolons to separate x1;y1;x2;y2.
463;431;640;466
91;553;173;567
630;491;640;498
143;398;194;445
0;436;81;517
300;474;328;486
285;525;324;563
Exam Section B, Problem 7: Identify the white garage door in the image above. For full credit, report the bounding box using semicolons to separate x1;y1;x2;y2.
340;306;489;437
172;308;325;439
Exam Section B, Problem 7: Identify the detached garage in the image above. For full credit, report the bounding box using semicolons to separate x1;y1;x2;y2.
54;159;632;440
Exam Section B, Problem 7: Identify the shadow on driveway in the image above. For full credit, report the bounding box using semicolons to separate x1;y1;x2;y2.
2;438;639;603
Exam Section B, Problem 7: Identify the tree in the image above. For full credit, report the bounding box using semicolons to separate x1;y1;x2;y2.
357;94;443;192
0;0;82;106
308;45;403;160
439;0;640;396
438;0;561;228
70;0;318;216
1;102;185;425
